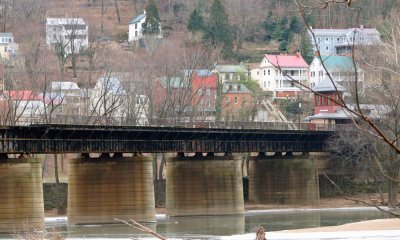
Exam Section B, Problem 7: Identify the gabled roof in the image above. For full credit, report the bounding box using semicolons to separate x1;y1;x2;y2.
46;18;86;26
222;83;251;94
307;109;355;120
3;91;41;101
158;77;188;89
264;54;308;68
183;69;213;77
97;76;126;95
50;81;80;91
0;32;13;38
313;78;346;92
215;64;246;73
311;27;380;37
128;14;146;24
318;55;356;72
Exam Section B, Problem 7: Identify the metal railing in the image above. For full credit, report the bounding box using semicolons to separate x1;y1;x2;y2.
0;114;352;132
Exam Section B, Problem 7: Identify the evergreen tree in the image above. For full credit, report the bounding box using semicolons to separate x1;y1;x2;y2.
187;9;205;32
289;16;301;34
299;33;314;64
205;0;233;57
142;0;161;35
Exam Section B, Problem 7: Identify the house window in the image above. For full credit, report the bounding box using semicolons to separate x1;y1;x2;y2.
325;46;329;51
268;81;270;87
228;85;233;91
325;37;329;43
234;96;238;104
317;37;321;43
257;71;259;75
290;70;295;76
135;31;137;37
267;69;270;75
330;37;334;44
264;81;266;88
263;70;266;75
205;88;210;96
319;71;323;77
237;85;241;91
135;23;137;29
311;71;315;77
337;37;340;43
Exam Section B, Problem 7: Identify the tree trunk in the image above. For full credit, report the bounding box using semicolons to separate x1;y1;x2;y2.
159;153;166;180
114;0;121;23
387;169;399;208
54;154;60;184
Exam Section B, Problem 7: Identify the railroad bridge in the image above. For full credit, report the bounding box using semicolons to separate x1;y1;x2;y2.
0;123;335;232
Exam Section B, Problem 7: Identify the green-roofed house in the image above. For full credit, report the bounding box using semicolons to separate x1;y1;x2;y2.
213;64;248;83
309;55;364;90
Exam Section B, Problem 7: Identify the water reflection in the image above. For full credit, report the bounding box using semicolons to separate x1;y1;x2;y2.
0;208;392;239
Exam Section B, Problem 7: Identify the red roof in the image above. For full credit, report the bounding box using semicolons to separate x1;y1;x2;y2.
3;91;41;101
264;54;309;68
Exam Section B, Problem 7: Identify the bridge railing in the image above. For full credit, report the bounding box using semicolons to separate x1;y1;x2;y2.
5;114;350;131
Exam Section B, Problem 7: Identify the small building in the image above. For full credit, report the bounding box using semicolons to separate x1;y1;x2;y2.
213;64;247;83
48;81;82;116
90;75;128;119
191;72;218;119
128;10;162;43
309;55;364;92
0;33;18;63
307;78;351;126
46;18;89;55
222;82;253;120
251;54;309;98
308;25;380;55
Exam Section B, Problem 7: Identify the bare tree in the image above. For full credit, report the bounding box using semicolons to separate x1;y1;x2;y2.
290;0;400;209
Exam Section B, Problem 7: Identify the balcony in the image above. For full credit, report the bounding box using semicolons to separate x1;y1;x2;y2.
275;75;308;81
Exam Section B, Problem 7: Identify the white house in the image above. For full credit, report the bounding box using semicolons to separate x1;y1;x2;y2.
309;55;364;91
0;32;18;63
128;10;162;43
46;18;89;55
48;81;82;116
90;74;149;125
251;54;309;98
308;25;380;55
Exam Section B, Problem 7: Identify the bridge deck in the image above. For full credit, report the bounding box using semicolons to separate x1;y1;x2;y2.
0;124;333;154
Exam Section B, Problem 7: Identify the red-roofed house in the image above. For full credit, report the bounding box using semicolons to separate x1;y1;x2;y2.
191;73;218;118
251;54;309;98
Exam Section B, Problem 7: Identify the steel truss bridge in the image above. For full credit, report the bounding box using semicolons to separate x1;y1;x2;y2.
0;124;334;154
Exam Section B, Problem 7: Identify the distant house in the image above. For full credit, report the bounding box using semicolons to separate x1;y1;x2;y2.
0;90;44;124
191;72;218;119
222;82;253;120
213;64;247;83
128;10;162;43
48;81;82;116
0;32;18;63
307;78;350;126
309;55;364;92
46;18;89;55
152;76;190;116
251;54;309;98
308;25;380;55
90;75;128;118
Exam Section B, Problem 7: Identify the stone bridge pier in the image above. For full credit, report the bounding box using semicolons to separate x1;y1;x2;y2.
67;154;156;224
249;152;319;205
0;156;44;232
166;153;244;216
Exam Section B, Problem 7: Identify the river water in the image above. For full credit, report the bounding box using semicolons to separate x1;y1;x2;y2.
22;207;392;239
